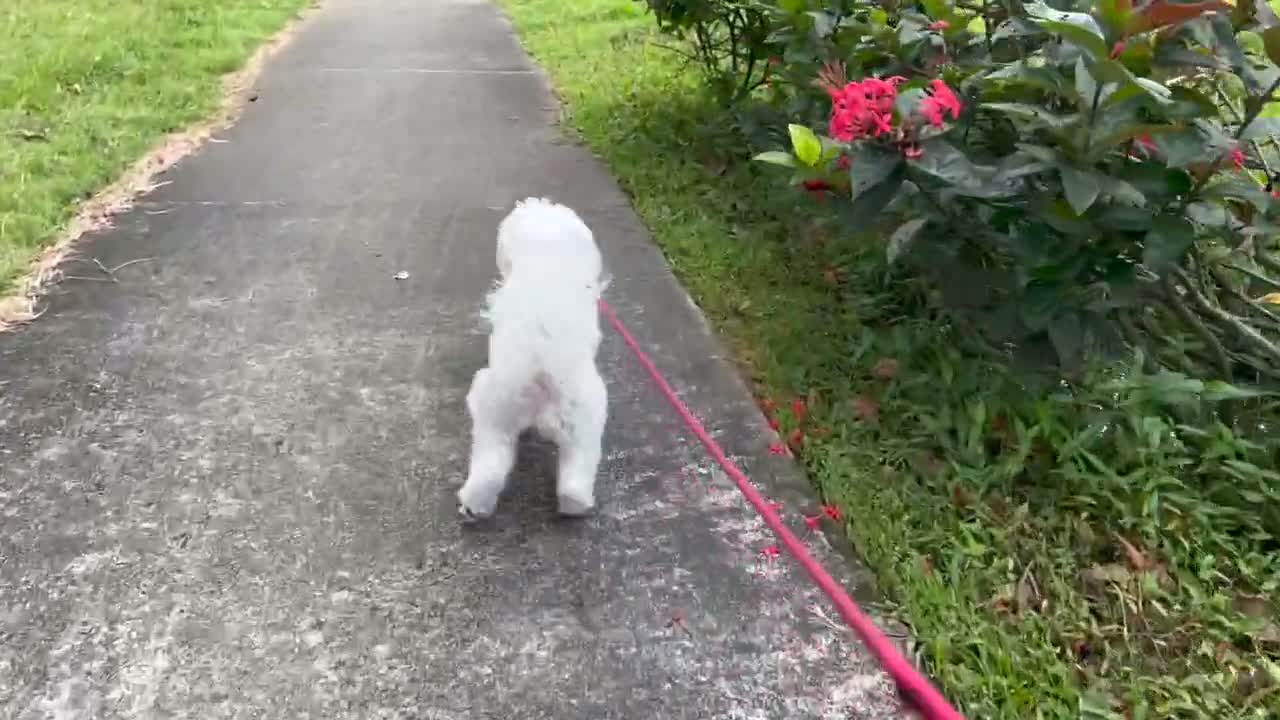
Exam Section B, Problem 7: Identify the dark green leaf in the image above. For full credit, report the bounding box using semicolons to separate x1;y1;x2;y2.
806;11;837;38
1101;177;1146;207
1094;204;1155;232
848;164;907;217
1240;117;1280;140
1060;166;1102;214
1186;201;1230;226
984;60;1068;94
887;218;929;263
1210;14;1247;73
1164;86;1220;120
910;139;1021;198
1142;214;1196;270
1074;56;1099;106
995;151;1053;181
1025;1;1110;57
1152;43;1225;71
848;144;904;201
1048;311;1087;368
1203;175;1272;210
1121;163;1192;203
991;17;1043;42
982;102;1078;129
1153;127;1211;167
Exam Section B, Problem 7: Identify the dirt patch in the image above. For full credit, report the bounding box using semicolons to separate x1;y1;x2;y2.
0;4;317;333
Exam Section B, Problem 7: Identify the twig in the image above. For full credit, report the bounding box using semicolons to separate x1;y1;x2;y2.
1175;267;1280;365
62;275;116;283
1161;276;1234;380
87;256;156;282
1117;311;1160;373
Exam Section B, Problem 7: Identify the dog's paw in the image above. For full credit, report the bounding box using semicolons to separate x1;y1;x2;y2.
457;486;497;522
556;493;595;518
458;503;489;523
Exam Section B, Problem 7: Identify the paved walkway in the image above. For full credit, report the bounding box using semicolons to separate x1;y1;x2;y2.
0;1;909;717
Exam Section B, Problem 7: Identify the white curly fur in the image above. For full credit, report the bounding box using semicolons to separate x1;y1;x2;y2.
457;197;609;520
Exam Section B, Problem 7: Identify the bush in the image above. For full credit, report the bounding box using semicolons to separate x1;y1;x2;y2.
755;0;1280;397
627;0;1280;715
640;0;773;100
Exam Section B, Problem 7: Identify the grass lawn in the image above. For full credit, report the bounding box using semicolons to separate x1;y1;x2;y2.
0;0;308;292
497;0;1280;718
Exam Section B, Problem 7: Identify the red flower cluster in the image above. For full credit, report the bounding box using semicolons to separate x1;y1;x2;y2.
920;79;963;128
825;76;906;143
1228;145;1247;171
815;62;962;159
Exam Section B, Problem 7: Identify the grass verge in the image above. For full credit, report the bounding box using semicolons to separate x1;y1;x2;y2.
498;0;1280;717
0;0;308;297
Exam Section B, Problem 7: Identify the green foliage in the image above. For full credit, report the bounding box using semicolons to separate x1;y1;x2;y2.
752;0;1280;392
0;0;308;291
638;0;773;100
503;0;1280;715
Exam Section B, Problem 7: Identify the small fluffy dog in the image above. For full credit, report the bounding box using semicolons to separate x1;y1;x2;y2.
457;198;609;520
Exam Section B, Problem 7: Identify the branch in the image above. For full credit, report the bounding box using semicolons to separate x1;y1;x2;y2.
1223;262;1280;292
1255;247;1280;278
1161;275;1234;380
1174;267;1280;366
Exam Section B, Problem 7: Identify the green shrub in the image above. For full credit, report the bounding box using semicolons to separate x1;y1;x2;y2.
639;0;773;100
756;0;1280;397
625;0;1280;715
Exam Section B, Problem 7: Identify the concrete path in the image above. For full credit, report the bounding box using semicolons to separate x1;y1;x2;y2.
0;1;911;717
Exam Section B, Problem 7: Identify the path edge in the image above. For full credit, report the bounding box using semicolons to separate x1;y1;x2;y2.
490;0;934;700
0;1;322;333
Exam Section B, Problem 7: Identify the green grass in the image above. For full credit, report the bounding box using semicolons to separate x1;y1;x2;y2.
498;0;1280;717
0;0;307;289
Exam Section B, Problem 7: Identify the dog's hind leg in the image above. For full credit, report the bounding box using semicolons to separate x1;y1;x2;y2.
554;367;607;517
458;368;518;520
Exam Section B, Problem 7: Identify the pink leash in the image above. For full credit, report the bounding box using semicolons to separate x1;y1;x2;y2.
599;298;965;720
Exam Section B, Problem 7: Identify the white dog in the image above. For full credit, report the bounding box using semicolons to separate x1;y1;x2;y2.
457;198;609;520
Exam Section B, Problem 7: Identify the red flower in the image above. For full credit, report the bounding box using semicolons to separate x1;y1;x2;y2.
801;179;831;201
821;504;843;521
1110;41;1125;59
760;545;781;560
919;79;962;128
821;74;905;142
928;20;950;30
836;154;851;171
768;442;790;456
1228;146;1246;171
792;398;808;422
803;514;822;532
767;416;781;431
787;428;805;449
1272;189;1280;200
